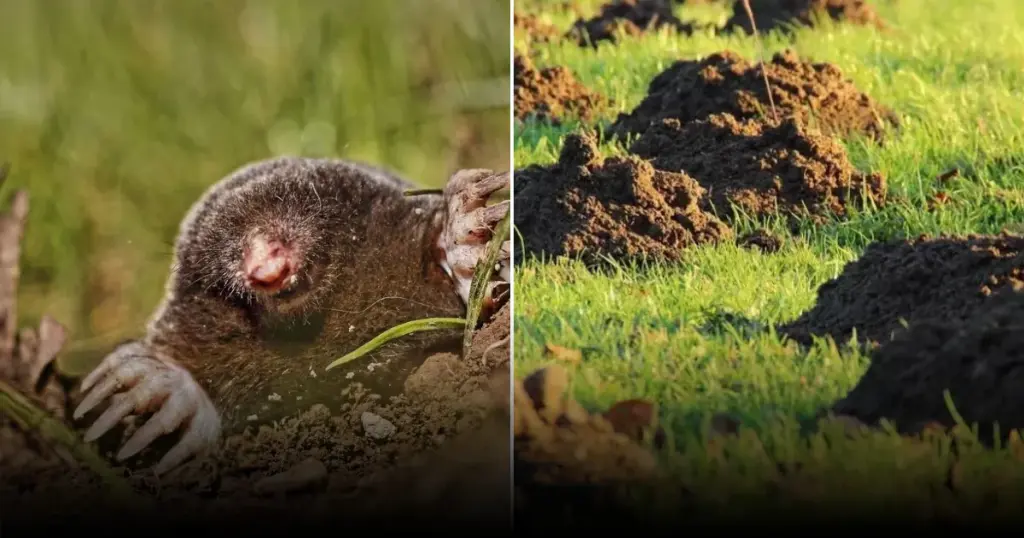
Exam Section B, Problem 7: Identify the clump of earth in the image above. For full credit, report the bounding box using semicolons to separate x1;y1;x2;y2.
738;229;785;253
781;233;1024;347
1;297;512;530
514;54;610;125
831;289;1024;442
515;12;564;45
630;113;886;223
609;49;899;143
513;131;732;265
513;364;663;529
724;0;886;35
568;0;702;47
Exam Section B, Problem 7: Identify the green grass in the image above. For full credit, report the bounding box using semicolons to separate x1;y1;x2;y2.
0;0;510;367
514;0;1024;521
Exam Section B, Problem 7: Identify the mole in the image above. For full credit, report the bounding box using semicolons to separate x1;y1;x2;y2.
70;157;510;474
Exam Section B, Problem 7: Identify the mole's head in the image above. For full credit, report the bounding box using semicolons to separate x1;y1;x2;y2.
181;172;342;317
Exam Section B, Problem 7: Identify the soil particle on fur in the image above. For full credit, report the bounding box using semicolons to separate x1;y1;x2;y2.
513;131;732;264
515;12;564;45
0;303;512;529
630;113;886;222
724;0;886;35
568;0;701;47
609;49;899;143
514;54;610;125
781;233;1024;347
830;290;1024;440
513;364;661;527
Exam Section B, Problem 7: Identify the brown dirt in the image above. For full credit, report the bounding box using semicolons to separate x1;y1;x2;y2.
831;290;1024;440
513;364;662;527
630;113;887;223
513;130;732;264
609;49;900;143
0;302;511;531
738;229;784;253
515;12;565;45
568;0;702;47
781;233;1024;347
724;0;886;35
515;54;610;125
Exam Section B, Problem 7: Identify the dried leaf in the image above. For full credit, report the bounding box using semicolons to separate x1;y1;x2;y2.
543;343;582;364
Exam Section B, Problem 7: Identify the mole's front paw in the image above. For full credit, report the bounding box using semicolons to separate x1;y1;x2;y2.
440;169;511;307
73;342;222;474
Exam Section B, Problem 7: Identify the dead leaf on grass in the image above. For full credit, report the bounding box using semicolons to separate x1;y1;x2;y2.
544;343;583;364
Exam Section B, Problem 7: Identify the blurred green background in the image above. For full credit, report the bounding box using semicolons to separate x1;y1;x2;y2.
0;0;510;366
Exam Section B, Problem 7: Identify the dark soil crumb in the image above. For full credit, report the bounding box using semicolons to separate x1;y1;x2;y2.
831;290;1024;441
609;49;899;143
630;113;886;222
515;12;564;45
514;54;610;125
0;303;512;530
724;0;886;35
781;233;1024;346
738;229;784;253
513;364;661;528
513;131;732;264
568;0;701;47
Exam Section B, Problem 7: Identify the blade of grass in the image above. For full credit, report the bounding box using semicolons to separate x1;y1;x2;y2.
462;214;510;357
0;379;132;497
325;317;466;371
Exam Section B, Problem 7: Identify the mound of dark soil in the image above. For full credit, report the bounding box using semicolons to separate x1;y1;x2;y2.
724;0;886;35
515;54;610;125
514;365;661;528
1;302;512;530
568;0;700;47
515;12;564;45
609;50;899;142
630;113;886;222
831;290;1024;439
514;131;732;264
781;233;1024;346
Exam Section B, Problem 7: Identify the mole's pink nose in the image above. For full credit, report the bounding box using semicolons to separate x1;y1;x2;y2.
243;237;294;291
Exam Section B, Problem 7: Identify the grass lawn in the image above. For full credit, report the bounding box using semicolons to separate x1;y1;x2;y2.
0;0;510;373
513;0;1024;522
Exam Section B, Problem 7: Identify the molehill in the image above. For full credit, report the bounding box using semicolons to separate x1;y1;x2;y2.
568;0;700;47
513;131;732;264
609;49;899;143
515;12;564;45
724;0;885;35
781;233;1024;346
630;113;887;223
514;54;610;125
831;289;1024;440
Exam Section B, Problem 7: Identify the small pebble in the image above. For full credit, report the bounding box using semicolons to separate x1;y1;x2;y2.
246;414;258;421
361;411;396;440
268;393;282;402
253;458;328;496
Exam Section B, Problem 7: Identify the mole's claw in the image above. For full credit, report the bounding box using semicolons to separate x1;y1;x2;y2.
152;398;221;475
74;360;148;420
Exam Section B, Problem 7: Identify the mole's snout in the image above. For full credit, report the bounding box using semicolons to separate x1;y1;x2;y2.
243;236;296;293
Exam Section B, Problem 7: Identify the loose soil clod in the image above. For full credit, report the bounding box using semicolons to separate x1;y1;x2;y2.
723;0;886;35
609;49;899;143
515;12;565;45
631;113;887;223
831;290;1024;441
781;233;1024;347
513;131;732;264
568;0;701;47
514;364;661;526
514;54;610;125
738;229;785;253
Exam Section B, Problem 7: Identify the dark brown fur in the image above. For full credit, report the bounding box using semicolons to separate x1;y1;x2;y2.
142;157;464;431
